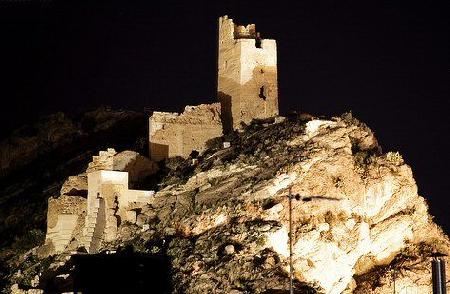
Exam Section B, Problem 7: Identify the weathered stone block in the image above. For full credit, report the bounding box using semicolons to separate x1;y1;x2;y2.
45;195;86;253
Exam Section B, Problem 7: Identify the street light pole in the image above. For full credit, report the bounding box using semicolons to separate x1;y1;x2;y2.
285;191;341;294
432;255;447;294
289;188;294;294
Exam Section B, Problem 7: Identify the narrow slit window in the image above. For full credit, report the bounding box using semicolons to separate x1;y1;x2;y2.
255;32;262;48
259;86;267;100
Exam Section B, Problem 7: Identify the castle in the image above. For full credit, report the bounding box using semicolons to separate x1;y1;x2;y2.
45;16;280;254
149;15;279;161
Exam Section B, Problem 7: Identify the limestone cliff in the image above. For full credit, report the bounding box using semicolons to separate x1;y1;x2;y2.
6;113;450;293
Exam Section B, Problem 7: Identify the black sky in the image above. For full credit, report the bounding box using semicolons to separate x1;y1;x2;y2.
1;0;449;231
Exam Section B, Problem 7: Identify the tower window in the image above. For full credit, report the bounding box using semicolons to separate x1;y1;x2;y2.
259;86;267;100
255;32;262;48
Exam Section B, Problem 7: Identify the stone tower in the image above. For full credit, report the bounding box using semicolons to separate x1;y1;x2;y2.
218;15;279;132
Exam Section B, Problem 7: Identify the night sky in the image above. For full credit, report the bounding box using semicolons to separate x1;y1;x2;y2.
1;1;449;231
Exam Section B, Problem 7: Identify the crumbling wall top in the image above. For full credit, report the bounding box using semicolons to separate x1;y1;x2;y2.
150;103;222;125
47;195;86;229
234;24;256;39
219;15;272;42
87;148;117;172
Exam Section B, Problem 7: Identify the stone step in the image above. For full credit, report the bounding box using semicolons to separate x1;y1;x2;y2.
51;235;73;241
82;238;92;245
83;225;94;231
84;232;94;238
87;211;98;218
86;216;97;222
84;233;94;239
51;235;71;239
85;236;93;242
82;232;93;240
85;219;96;225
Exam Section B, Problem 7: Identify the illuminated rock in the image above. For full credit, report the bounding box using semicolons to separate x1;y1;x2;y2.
151;114;449;293
13;15;448;294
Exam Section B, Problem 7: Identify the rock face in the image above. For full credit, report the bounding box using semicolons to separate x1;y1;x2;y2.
0;113;79;177
7;114;450;293
153;114;449;293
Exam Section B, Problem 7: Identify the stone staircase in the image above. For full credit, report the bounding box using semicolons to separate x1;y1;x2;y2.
82;198;105;253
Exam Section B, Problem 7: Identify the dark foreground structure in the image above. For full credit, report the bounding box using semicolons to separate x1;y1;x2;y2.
432;257;447;294
67;252;171;294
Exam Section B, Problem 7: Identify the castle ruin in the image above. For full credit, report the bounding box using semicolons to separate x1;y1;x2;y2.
149;104;223;161
149;15;279;161
45;149;157;254
45;16;280;254
218;15;278;132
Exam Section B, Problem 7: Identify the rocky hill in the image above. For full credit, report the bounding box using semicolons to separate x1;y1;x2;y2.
3;112;449;293
0;107;149;290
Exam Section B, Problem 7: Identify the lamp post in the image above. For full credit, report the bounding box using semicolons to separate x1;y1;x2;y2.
287;189;341;294
288;188;294;294
431;253;447;294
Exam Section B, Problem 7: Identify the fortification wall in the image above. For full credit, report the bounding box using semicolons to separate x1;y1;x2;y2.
149;103;223;161
44;149;157;254
238;39;278;124
86;148;116;172
46;195;86;253
83;170;155;252
218;15;279;131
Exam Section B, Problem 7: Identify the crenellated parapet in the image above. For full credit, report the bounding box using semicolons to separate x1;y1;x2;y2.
218;15;279;132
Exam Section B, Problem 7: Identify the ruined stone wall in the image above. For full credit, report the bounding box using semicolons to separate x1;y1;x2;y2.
46;195;86;253
149;103;223;161
44;150;156;254
86;148;158;184
218;15;279;132
83;170;155;252
86;148;116;172
217;16;278;131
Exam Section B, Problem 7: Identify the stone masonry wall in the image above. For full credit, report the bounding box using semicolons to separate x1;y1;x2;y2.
149;103;223;161
45;149;156;254
46;195;86;253
82;170;154;253
218;15;279;132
